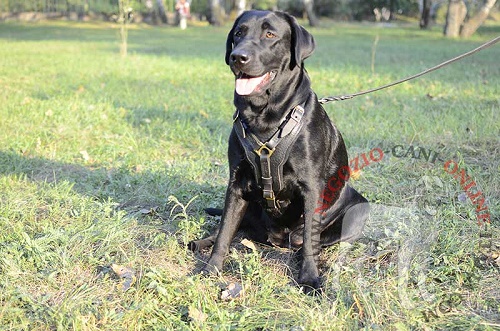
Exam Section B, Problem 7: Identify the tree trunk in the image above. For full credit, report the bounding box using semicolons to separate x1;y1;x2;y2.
208;0;224;26
420;0;432;29
444;0;467;37
303;0;319;26
156;0;168;24
389;0;396;20
236;0;246;16
66;0;71;18
460;0;497;37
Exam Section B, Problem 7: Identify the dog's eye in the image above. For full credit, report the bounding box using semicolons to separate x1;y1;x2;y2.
265;32;276;39
235;30;243;37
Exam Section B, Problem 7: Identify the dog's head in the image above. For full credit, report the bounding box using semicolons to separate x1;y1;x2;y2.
225;10;315;97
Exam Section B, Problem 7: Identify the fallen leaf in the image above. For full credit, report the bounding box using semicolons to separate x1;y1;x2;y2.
241;238;257;251
221;282;243;301
199;110;209;118
140;207;158;215
188;306;208;323
111;264;136;291
80;150;90;162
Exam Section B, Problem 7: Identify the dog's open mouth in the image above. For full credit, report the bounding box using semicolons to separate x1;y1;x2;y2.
235;71;277;96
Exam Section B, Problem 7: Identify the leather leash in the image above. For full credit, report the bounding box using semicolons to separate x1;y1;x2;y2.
318;36;499;104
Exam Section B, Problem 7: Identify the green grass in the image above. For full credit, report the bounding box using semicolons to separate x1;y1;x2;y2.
0;19;499;330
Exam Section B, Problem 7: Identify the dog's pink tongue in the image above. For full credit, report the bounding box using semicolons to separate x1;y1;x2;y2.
235;74;267;95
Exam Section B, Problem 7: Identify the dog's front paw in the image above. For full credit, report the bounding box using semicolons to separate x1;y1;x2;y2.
200;257;224;277
298;263;321;294
298;275;322;294
200;264;220;277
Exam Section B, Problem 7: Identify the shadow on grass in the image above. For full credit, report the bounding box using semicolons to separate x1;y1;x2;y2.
0;149;225;214
0;22;227;60
0;23;118;42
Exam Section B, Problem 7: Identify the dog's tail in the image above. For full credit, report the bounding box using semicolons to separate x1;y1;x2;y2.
204;208;223;216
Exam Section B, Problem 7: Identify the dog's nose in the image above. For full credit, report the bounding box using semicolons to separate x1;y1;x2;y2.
230;51;250;65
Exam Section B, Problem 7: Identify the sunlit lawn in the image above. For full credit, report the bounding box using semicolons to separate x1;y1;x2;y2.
0;19;499;330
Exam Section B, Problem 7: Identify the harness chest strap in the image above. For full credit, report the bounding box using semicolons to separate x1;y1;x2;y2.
233;105;305;209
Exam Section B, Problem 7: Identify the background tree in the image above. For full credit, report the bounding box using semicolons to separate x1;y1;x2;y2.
208;0;224;25
420;0;432;28
444;0;498;37
156;0;169;23
303;0;319;26
118;0;133;56
459;0;497;37
444;0;467;36
3;0;495;36
236;0;246;15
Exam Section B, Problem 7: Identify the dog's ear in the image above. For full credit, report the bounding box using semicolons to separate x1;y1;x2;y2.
284;13;315;69
225;13;244;65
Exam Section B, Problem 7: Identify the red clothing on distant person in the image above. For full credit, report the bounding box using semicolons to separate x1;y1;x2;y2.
175;0;190;18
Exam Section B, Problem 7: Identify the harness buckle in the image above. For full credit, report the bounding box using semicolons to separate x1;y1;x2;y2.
263;188;275;200
262;188;277;208
255;144;275;157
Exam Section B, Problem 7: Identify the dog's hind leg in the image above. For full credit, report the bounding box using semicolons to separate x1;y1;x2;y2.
320;186;370;246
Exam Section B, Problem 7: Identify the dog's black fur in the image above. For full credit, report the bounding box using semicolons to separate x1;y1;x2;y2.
189;10;369;292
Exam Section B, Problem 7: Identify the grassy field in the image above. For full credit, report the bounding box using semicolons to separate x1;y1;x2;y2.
0;18;499;330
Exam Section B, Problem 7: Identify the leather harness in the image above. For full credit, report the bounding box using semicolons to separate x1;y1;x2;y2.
233;104;305;210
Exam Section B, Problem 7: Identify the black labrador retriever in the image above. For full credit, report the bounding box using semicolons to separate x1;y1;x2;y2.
190;10;369;292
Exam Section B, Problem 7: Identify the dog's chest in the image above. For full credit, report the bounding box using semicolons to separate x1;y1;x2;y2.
233;106;305;210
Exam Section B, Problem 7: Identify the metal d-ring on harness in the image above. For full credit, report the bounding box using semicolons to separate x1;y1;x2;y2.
233;105;305;209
